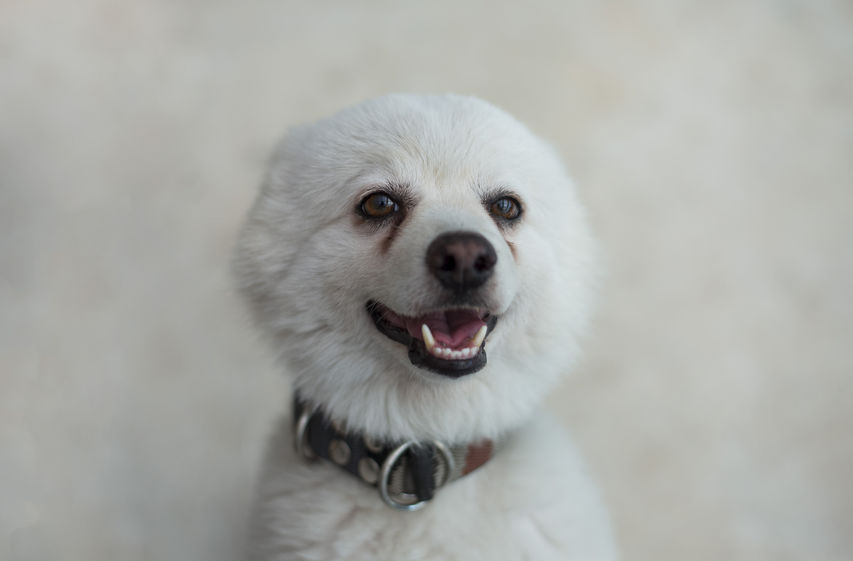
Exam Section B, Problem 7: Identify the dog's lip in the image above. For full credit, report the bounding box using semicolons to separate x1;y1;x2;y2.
366;300;498;378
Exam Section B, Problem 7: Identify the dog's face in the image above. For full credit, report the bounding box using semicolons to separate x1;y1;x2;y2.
235;95;595;442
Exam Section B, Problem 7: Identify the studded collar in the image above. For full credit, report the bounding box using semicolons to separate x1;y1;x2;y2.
293;396;502;511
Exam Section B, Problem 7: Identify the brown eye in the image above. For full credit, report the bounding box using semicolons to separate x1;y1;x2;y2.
489;196;522;221
360;192;399;218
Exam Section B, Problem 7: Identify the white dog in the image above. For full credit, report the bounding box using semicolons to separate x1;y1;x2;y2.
234;94;617;560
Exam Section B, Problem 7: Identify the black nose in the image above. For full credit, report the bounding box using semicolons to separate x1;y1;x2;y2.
426;231;497;292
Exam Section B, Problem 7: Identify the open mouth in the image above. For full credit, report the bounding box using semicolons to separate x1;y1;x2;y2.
366;300;498;378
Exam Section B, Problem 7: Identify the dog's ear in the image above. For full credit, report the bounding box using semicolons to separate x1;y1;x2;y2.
231;123;331;319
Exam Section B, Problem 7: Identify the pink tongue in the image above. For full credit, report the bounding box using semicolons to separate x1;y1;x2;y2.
405;309;486;349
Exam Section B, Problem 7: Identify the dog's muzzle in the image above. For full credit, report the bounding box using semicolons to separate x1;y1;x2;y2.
368;230;500;378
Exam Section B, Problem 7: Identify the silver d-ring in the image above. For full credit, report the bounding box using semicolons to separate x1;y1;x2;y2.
432;440;455;487
293;408;316;461
378;440;455;511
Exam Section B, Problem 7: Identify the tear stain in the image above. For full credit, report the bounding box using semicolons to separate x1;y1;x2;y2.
506;240;517;260
380;222;402;254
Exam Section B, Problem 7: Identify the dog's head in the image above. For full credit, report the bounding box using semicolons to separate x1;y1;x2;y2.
235;95;596;442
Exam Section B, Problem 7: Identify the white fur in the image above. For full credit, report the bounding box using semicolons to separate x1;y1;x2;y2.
235;94;616;560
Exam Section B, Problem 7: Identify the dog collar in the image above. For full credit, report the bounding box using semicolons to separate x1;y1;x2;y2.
293;396;503;511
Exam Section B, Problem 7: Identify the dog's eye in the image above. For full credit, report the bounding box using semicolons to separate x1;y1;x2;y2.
489;197;522;221
360;192;399;219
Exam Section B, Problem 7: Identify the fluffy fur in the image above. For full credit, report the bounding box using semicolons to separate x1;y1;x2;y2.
234;94;616;560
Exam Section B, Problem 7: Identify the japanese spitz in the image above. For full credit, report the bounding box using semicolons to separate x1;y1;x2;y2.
234;94;617;560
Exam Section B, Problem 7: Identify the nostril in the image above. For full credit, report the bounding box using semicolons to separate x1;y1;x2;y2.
473;255;492;272
441;255;456;272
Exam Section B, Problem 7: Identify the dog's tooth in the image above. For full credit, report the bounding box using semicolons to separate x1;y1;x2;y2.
421;324;436;353
450;350;461;360
459;348;471;359
470;325;488;348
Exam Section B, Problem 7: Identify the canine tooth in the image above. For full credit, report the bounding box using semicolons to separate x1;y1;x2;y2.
470;325;488;348
421;324;436;353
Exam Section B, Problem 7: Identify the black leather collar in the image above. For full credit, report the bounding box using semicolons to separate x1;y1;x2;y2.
293;396;499;510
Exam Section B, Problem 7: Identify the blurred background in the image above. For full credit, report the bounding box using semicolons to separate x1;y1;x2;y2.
2;1;851;560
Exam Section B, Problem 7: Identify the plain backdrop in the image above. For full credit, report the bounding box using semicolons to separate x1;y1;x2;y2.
2;1;851;560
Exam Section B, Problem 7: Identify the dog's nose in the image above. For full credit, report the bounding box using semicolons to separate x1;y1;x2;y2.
426;231;497;292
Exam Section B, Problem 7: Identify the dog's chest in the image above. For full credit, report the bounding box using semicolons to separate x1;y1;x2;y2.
250;414;617;561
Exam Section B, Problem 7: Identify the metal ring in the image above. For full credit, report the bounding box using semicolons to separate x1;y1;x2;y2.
378;440;455;511
432;440;455;487
293;408;316;461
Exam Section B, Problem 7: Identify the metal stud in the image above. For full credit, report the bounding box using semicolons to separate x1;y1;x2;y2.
329;439;351;466
330;418;346;435
364;435;384;454
293;409;316;461
358;457;380;484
